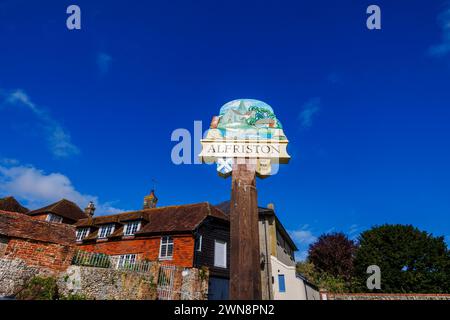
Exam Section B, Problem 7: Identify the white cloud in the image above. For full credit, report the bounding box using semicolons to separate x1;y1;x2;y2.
49;126;79;158
2;89;80;158
97;52;113;74
289;225;318;262
298;98;321;128
0;162;125;215
429;3;450;57
290;229;317;245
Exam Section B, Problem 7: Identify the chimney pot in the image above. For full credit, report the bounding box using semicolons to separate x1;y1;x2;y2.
143;189;158;209
84;201;96;217
267;203;275;210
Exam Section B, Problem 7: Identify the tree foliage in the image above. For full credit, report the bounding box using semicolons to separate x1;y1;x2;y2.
16;276;58;300
353;224;450;293
308;232;357;282
296;261;348;293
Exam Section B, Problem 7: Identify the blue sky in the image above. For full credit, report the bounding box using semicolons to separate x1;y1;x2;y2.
1;0;449;259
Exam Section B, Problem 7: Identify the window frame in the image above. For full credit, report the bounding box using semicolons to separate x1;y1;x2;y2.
98;223;115;239
159;236;174;260
278;274;286;293
123;221;141;236
213;239;227;268
196;235;203;252
76;227;90;241
116;254;137;269
46;213;63;223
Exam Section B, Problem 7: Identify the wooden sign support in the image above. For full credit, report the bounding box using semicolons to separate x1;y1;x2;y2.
199;99;290;300
229;159;262;300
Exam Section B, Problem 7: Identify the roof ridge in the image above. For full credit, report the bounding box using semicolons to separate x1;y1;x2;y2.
83;201;212;221
1;209;75;230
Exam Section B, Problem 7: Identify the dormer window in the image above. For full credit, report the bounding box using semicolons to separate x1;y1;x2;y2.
98;224;115;239
76;227;90;241
124;221;141;236
46;213;63;223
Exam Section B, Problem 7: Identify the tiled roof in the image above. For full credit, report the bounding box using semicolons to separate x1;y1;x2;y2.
28;199;88;222
0;210;76;245
0;197;29;214
76;202;228;237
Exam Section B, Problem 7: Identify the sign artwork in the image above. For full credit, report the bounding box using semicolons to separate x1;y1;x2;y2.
199;99;290;177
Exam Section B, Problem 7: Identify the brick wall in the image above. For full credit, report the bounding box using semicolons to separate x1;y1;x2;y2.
4;238;75;272
322;292;450;300
78;235;195;268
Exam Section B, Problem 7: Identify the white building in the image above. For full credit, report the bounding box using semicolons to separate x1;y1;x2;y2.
259;204;320;300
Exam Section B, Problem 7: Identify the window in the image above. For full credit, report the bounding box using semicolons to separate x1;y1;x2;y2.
117;254;137;269
214;240;227;268
98;224;115;238
76;227;90;241
0;237;9;257
124;221;141;236
195;235;203;252
46;213;63;223
159;236;174;259
278;274;286;293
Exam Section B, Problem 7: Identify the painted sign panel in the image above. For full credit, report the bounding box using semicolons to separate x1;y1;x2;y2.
204;99;288;141
199;99;290;177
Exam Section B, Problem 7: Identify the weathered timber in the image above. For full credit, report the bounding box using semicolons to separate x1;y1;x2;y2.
229;160;262;300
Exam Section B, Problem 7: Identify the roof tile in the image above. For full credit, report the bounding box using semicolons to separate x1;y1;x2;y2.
0;210;76;245
28;199;88;222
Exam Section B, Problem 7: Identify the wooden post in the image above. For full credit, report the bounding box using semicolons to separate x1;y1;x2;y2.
229;159;262;300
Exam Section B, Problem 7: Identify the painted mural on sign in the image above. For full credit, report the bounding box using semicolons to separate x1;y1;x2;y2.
205;99;288;141
200;99;290;177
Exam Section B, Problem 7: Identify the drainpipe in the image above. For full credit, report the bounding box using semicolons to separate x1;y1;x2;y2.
262;219;273;300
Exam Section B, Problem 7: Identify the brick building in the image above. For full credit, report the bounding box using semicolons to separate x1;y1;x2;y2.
1;193;306;299
74;201;229;274
0;210;76;272
27;199;90;224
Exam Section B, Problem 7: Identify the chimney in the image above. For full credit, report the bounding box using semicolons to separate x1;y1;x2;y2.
267;203;275;211
143;190;158;209
84;201;96;217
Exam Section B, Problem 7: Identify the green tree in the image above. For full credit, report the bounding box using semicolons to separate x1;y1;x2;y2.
353;224;450;293
296;260;348;293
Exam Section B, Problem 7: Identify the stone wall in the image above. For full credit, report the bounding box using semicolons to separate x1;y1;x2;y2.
0;258;52;296
57;264;209;300
322;292;450;300
180;267;209;300
1;254;209;300
58;265;158;300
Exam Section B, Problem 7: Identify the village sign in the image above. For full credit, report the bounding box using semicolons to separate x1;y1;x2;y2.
198;99;290;300
199;99;290;177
